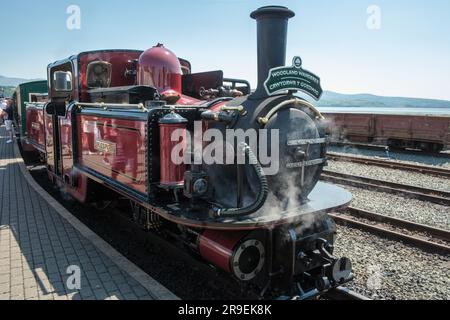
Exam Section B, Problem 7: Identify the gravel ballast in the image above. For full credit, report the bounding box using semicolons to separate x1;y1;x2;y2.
327;160;450;192
334;225;450;300
338;185;450;230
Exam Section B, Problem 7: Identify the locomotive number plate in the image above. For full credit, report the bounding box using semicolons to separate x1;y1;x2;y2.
95;139;117;155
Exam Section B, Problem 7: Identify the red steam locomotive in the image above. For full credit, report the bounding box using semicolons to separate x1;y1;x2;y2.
23;6;353;299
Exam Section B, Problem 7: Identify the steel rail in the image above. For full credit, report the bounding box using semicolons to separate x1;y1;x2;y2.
321;170;450;206
323;287;371;300
329;141;450;159
327;152;450;178
346;207;450;242
329;212;450;255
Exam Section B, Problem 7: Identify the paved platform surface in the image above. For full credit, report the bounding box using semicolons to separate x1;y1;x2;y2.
0;127;177;300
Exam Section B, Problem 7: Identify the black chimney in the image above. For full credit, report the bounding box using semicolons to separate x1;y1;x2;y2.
250;6;295;99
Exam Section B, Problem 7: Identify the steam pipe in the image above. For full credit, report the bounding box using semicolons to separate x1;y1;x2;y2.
210;143;269;218
250;6;295;99
236;163;244;208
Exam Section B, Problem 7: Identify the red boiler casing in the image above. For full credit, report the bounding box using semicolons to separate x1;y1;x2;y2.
137;43;183;95
159;112;188;187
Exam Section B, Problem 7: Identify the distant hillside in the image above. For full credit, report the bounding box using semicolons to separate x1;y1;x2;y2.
317;91;450;109
0;75;44;87
2;74;450;108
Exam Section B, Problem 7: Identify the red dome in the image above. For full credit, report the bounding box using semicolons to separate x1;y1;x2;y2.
137;43;182;94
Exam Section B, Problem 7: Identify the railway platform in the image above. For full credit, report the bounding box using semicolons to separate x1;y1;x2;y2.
0;127;177;300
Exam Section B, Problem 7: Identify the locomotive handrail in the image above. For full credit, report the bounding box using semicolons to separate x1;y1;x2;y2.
223;77;251;94
25;102;47;106
74;101;148;111
257;98;325;125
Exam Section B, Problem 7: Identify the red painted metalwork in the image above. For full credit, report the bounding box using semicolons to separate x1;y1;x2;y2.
25;105;46;152
65;174;89;203
77;115;148;195
178;94;202;105
159;113;188;187
44;110;55;173
138;44;183;95
60;109;74;183
198;230;248;273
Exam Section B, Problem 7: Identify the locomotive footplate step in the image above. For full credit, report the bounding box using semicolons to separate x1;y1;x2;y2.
0;127;176;300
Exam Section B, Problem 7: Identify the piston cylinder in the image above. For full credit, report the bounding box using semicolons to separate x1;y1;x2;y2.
159;112;188;187
198;230;246;273
198;230;266;281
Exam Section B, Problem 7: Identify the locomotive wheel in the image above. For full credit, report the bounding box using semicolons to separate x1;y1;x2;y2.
434;144;444;153
421;143;443;153
387;139;403;150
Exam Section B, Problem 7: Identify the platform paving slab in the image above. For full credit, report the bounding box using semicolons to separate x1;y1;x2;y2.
0;127;177;300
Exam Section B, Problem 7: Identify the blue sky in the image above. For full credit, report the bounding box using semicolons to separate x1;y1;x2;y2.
1;0;450;100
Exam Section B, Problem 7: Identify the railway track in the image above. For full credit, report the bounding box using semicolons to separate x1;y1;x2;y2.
21;147;445;300
327;152;450;178
330;141;450;159
321;170;450;206
323;287;371;300
330;207;450;255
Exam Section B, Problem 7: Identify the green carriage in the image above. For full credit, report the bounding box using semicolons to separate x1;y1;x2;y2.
13;80;48;136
